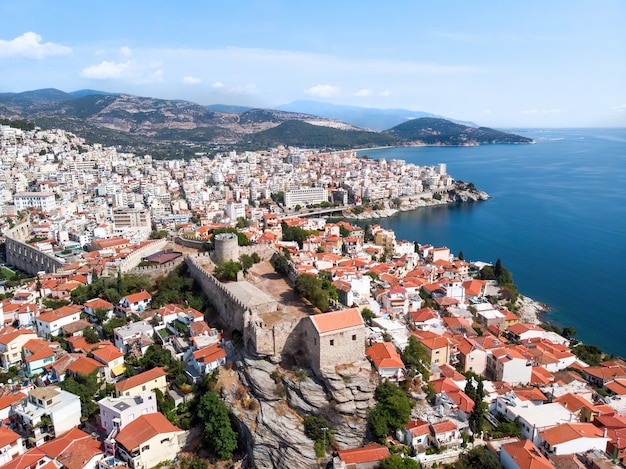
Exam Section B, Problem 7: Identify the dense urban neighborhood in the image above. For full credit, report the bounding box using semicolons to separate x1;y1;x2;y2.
0;121;624;469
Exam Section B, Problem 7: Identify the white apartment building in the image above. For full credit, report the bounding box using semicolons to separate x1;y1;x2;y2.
13;192;57;212
284;187;327;208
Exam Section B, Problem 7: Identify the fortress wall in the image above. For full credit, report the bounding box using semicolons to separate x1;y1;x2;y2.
118;239;168;273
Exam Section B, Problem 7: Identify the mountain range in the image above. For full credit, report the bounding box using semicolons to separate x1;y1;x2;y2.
0;88;532;157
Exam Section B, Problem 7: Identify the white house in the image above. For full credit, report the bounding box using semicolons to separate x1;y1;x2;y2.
98;392;158;436
0;426;25;465
500;439;553;469
35;305;83;339
14;386;82;446
538;422;609;456
113;321;154;354
398;419;431;449
118;291;152;313
486;346;533;385
187;343;226;379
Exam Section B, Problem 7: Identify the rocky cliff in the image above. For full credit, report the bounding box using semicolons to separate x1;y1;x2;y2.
224;356;377;469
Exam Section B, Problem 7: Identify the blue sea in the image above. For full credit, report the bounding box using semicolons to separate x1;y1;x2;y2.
356;128;626;357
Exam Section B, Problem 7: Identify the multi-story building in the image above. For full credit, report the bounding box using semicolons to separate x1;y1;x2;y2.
98;391;158;435
284;187;327;208
35;305;83;339
13;192;57;212
13;386;81;447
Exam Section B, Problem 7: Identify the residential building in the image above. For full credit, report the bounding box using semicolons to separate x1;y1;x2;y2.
333;442;390;469
98;392;158;435
539;422;609;456
499;439;553;469
13;192;57;212
284;187;327;208
365;341;405;381
37;427;103;469
113;321;154;354
486;347;533;385
0;426;25;465
114;367;168;398
118;292;152;313
35;305;83;339
187;343;226;380
0;329;38;369
13;386;81;447
114;413;184;469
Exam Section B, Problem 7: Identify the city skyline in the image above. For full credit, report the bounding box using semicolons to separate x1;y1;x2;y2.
1;0;625;128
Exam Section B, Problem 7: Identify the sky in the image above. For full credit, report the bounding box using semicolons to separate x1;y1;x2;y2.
0;1;625;128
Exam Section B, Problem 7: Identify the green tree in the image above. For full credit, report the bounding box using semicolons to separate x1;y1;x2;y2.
213;260;242;281
380;455;421;469
402;336;431;381
467;377;486;438
452;446;502;469
273;255;290;275
303;415;333;457
83;327;100;344
458;251;465;261
239;254;254;273
196;391;238;460
58;370;101;418
360;308;376;324
368;381;414;442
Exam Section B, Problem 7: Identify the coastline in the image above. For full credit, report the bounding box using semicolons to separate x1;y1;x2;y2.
341;189;491;220
516;295;550;326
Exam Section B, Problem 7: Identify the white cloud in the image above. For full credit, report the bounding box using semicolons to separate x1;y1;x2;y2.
210;81;257;95
212;81;224;89
483;109;492;114
82;60;131;79
354;89;372;97
120;46;132;58
0;32;72;59
379;90;391;97
183;76;202;84
305;84;340;98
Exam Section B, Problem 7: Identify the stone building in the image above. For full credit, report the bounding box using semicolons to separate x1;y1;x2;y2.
302;308;365;372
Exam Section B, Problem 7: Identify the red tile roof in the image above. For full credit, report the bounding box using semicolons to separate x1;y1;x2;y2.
366;342;404;370
337;442;390;464
310;308;363;334
115;413;181;451
501;439;553;469
540;422;606;446
38;427;103;469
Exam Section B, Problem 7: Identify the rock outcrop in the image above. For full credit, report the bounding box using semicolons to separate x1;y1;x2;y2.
231;356;378;469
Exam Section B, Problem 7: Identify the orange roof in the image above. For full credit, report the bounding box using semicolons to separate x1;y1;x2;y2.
121;290;152;303
530;366;555;385
405;419;430;437
37;305;83;324
540;422;606;446
83;298;113;309
193;343;226;363
337;442;389;464
431;420;457;434
0;424;21;447
0;392;26;410
39;427;103;469
554;393;594;412
115;413;181;451
310;308;363;334
67;356;103;375
366;342;404;370
91;344;124;364
501;439;553;469
115;367;167;393
0;328;37;345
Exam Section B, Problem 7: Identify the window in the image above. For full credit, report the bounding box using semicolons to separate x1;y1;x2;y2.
160;438;169;444
142;385;146;391
352;334;357;341
330;339;334;346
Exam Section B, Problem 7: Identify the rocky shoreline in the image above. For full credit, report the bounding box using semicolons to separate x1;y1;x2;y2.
516;295;551;325
341;188;491;220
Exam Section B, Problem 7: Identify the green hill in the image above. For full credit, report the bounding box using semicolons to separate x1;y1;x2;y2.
385;117;533;145
244;120;397;150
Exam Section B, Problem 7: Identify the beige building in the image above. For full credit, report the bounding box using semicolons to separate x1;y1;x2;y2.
303;308;365;371
114;367;168;397
115;412;184;469
0;329;38;369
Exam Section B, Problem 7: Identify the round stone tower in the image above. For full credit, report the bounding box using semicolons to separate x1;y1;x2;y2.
213;232;239;263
